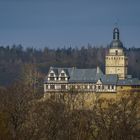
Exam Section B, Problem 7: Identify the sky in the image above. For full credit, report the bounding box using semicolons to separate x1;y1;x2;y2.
0;0;140;49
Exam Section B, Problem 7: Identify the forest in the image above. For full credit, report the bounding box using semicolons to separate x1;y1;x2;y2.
0;44;140;87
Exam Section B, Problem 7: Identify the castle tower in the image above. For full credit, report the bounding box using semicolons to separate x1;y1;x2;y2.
105;28;128;79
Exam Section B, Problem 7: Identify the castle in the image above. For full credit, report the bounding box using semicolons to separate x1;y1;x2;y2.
44;28;140;96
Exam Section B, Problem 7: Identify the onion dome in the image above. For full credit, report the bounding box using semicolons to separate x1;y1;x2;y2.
110;28;124;49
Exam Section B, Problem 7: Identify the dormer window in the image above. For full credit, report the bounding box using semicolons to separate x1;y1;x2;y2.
50;73;54;76
48;70;56;81
59;70;68;81
61;73;65;76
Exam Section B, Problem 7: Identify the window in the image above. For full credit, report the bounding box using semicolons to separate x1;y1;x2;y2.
50;85;55;89
98;86;100;90
61;77;65;81
72;85;75;89
115;50;118;55
111;85;114;90
84;85;88;89
102;86;104;90
46;85;48;89
50;73;54;76
132;85;139;88
89;85;92;89
108;85;110;90
50;77;55;81
61;73;65;76
77;85;80;89
61;85;66;90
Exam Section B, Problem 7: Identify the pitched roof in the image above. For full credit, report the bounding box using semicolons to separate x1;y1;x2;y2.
44;67;118;85
45;67;140;86
117;78;140;86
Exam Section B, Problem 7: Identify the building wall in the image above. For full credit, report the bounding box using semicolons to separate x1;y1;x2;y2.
44;86;140;109
44;83;117;93
117;85;140;93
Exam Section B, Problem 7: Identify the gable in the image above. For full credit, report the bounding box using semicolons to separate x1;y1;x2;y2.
96;79;102;84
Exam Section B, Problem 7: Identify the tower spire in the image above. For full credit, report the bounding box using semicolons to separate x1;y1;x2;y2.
113;27;120;40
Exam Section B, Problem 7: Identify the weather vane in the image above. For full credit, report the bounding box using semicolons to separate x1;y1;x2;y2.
114;19;119;28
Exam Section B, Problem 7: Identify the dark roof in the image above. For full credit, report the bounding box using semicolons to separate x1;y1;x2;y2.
44;67;118;85
49;67;73;77
44;67;140;86
110;40;124;49
117;78;140;86
110;27;124;49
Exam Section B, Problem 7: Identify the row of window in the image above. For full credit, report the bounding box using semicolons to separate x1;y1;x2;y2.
46;84;66;90
49;77;67;81
106;57;127;60
70;85;115;90
50;72;65;77
46;84;115;90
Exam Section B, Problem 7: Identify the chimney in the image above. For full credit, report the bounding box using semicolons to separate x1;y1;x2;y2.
97;66;100;74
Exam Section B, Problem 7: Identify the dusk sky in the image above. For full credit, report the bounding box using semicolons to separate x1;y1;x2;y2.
0;0;140;48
